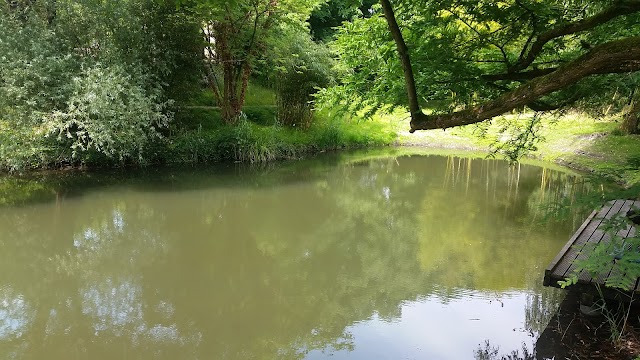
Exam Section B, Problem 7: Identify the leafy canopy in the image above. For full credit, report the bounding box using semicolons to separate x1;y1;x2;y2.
322;0;640;120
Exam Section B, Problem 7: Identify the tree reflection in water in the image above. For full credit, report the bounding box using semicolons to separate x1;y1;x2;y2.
0;153;597;359
474;340;535;360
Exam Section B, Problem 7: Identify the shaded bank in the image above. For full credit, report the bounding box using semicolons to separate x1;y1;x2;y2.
536;291;640;359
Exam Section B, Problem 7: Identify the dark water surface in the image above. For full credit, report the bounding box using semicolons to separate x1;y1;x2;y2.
0;152;596;359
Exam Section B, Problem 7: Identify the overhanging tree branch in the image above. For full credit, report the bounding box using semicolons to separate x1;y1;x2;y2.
509;0;640;73
378;0;640;133
409;37;640;132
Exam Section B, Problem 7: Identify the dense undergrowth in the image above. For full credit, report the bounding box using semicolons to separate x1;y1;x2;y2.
163;109;397;165
0;84;398;172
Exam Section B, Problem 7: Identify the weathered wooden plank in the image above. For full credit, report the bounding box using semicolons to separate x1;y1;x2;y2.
589;200;636;287
543;202;613;286
553;200;623;281
543;199;640;297
543;207;599;286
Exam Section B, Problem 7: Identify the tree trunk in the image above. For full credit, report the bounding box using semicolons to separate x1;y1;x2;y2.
222;62;237;124
409;36;640;132
379;0;422;119
215;24;244;125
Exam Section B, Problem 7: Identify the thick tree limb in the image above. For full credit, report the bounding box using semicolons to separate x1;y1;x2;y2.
482;62;640;82
510;0;640;73
410;37;640;132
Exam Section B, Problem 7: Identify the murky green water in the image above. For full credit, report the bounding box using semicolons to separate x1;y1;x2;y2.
0;152;595;359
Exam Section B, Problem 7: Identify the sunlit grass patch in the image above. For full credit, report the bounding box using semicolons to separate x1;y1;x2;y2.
392;109;640;186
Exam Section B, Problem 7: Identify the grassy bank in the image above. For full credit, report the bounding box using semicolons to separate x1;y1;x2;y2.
3;80;638;184
393;111;640;187
164;82;398;164
160;111;398;165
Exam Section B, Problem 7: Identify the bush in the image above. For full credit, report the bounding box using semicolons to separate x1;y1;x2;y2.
273;30;335;128
0;0;199;171
0;121;60;171
0;13;78;126
43;64;171;163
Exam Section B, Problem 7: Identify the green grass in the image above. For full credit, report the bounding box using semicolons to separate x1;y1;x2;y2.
166;86;399;166
186;83;276;107
175;83;278;130
517;113;640;186
244;83;277;107
161;109;398;165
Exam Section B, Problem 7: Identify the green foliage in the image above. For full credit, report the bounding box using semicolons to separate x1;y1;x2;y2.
308;0;377;41
0;11;76;170
272;29;336;128
322;0;640;123
244;107;277;126
186;83;277;108
244;83;278;107
54;0;202;94
173;107;224;131
165;128;235;164
44;65;171;162
0;120;59;171
320;12;404;118
488;113;546;163
0;12;78;125
0;0;203;170
164;111;396;164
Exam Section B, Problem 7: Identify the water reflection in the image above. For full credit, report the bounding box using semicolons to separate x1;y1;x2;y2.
0;153;596;359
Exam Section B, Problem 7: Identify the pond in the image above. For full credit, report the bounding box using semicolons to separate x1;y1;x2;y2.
0;151;597;359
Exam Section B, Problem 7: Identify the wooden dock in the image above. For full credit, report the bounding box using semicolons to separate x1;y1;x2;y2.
544;199;640;295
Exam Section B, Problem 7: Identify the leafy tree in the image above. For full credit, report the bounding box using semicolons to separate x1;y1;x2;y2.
325;0;640;132
185;0;325;124
195;0;279;124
